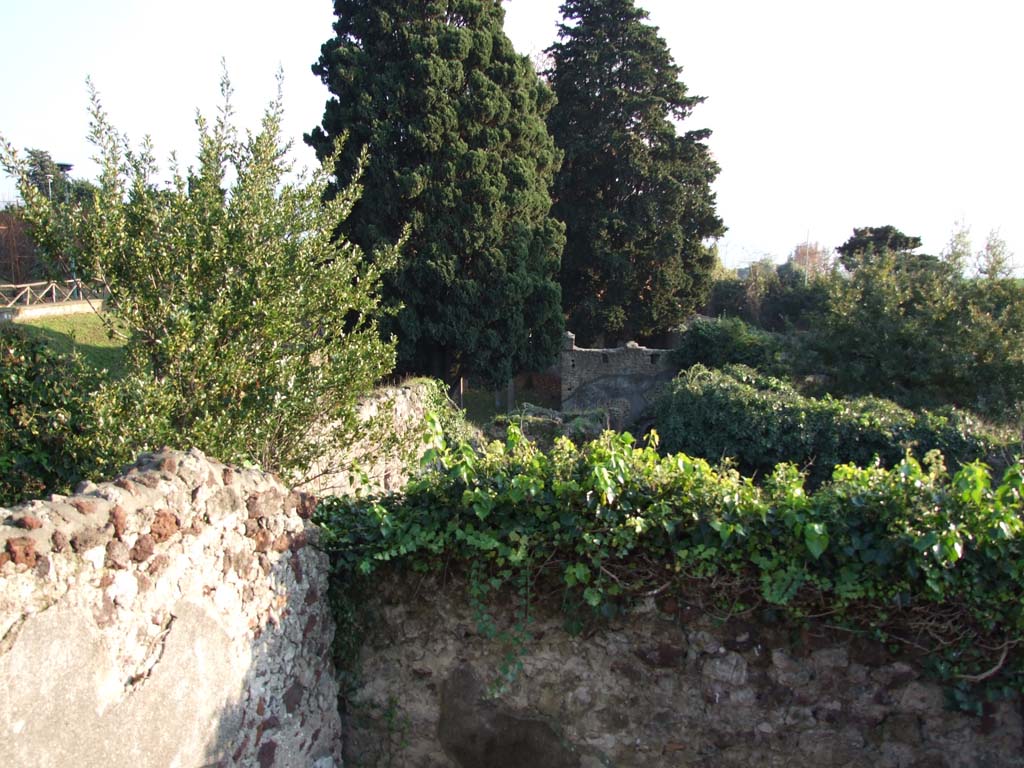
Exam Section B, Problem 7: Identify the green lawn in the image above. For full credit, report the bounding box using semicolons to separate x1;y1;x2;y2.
14;312;127;378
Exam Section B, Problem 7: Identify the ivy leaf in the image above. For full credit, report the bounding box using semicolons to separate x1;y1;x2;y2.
804;522;829;560
583;587;603;607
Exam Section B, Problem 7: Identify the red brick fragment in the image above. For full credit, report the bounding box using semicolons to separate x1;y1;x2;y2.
231;735;249;764
287;491;318;519
256;716;280;746
247;490;284;520
110;506;128;539
282;681;304;714
105;540;131;570
71;499;103;516
0;552;10;568
130;534;155;562
290;554;304;584
19;515;43;530
272;534;291;553
257;740;277;768
158;455;178;475
253;530;273;553
6;537;37;567
150;509;179;542
147;554;171;576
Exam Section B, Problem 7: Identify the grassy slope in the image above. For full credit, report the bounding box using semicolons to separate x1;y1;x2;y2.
14;312;126;378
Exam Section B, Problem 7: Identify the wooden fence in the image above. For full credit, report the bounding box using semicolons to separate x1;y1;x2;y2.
0;280;107;308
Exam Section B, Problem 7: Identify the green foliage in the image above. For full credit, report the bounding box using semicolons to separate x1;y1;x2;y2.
2;74;396;481
408;377;479;448
836;225;923;270
819;240;1024;415
316;425;1024;704
671;317;790;374
307;0;565;387
0;324;108;505
20;148;95;207
652;364;999;487
546;0;724;345
706;259;831;332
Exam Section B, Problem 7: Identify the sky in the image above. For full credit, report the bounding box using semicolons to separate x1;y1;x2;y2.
1;0;1022;271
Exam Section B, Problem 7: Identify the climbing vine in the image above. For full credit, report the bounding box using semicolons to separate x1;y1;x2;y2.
315;417;1024;712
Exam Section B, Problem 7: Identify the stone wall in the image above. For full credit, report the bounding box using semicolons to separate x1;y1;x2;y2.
347;573;1022;768
301;381;431;498
560;332;676;428
0;449;341;768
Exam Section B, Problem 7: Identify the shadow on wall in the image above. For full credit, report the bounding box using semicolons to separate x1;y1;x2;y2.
347;572;1024;768
0;449;342;768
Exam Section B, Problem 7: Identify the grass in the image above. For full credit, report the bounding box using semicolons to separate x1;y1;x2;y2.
14;312;127;378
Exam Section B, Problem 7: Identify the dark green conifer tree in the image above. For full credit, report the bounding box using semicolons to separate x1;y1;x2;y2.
546;0;724;345
307;0;565;386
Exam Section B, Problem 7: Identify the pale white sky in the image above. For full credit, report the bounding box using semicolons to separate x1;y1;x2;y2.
2;0;1021;270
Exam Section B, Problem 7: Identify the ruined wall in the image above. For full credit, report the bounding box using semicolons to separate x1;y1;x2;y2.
348;573;1022;768
0;449;341;768
561;332;676;428
301;381;430;499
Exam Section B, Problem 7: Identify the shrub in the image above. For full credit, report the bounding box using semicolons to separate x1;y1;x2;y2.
316;425;1024;708
818;250;1024;416
672;316;788;373
651;364;997;486
2;74;397;482
0;325;105;504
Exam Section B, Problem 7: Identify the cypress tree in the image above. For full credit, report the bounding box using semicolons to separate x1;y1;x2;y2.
546;0;724;345
307;0;565;386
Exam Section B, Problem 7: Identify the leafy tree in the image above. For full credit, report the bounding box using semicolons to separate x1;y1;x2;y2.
21;149;94;206
942;222;1015;280
2;75;396;481
789;241;831;276
306;0;565;387
942;221;973;274
819;226;1024;415
705;257;829;332
836;225;922;270
975;230;1014;281
545;0;724;345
